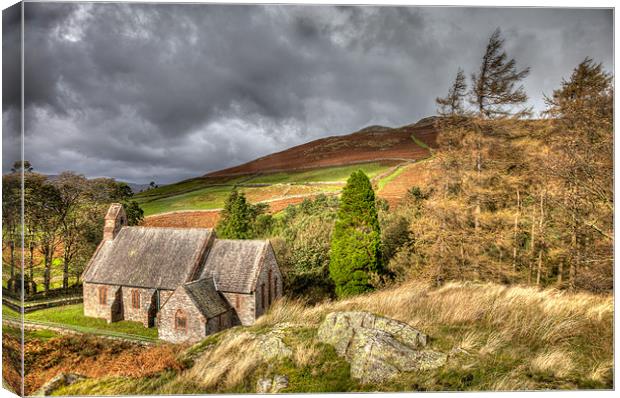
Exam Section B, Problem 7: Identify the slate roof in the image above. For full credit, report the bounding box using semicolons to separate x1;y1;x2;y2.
200;239;269;294
182;278;231;318
83;227;213;290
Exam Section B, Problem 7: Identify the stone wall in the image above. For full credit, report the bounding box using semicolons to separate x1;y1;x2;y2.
158;287;207;344
206;309;235;335
254;245;283;319
121;287;157;327
83;282;122;323
221;292;254;326
159;290;174;305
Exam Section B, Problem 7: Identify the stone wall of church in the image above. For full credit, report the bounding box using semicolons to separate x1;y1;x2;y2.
121;287;157;327
83;282;122;323
254;246;283;319
221;292;254;326
158;288;207;344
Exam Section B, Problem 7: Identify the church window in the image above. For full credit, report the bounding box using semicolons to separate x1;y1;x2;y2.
261;283;265;309
131;289;140;309
98;286;107;305
175;309;187;332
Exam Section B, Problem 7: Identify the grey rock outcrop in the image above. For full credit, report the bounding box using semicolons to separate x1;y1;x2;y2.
34;372;87;396
255;325;293;360
256;374;289;393
317;311;447;384
256;333;292;360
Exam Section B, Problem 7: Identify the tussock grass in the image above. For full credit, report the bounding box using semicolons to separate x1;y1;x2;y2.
56;281;612;394
293;342;321;367
457;331;481;353
260;281;612;347
589;360;613;384
257;280;613;391
185;332;260;390
530;350;574;378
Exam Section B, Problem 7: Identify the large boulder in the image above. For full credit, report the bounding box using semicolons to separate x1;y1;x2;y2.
317;311;446;384
256;332;292;360
254;324;294;360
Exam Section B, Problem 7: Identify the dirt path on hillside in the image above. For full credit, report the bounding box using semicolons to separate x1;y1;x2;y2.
142;156;436;229
377;160;436;209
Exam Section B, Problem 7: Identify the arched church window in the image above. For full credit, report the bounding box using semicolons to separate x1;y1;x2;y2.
131;289;140;309
98;286;107;305
175;309;187;332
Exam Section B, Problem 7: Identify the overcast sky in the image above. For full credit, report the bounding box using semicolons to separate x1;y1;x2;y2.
2;3;613;184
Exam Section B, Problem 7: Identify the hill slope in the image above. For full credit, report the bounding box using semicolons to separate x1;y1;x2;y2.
134;118;438;219
36;281;612;395
206;119;437;177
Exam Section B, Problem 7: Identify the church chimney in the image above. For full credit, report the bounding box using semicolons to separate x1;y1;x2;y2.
103;203;128;241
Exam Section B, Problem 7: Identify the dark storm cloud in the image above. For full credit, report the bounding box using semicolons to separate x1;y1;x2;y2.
3;3;613;183
2;2;21;112
2;2;22;171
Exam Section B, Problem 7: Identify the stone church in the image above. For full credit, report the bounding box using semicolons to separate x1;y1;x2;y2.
82;203;283;343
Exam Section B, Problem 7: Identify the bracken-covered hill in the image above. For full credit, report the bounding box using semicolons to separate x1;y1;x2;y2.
206;117;438;177
134;117;439;219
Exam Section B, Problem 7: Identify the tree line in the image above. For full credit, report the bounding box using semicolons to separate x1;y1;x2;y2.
216;28;613;299
396;29;613;291
2;163;144;295
215;171;384;300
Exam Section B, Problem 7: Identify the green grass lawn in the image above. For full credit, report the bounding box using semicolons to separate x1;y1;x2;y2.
136;185;234;216
2;304;19;318
245;162;394;184
135;175;248;201
377;164;408;191
24;303;158;339
135;163;398;216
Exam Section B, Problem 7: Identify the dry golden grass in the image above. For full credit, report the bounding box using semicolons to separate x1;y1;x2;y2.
491;365;536;391
259;281;612;344
53;280;614;394
530;350;574;378
588;360;613;383
457;331;481;353
479;332;506;356
185;332;260;390
293;342;321;368
256;280;612;390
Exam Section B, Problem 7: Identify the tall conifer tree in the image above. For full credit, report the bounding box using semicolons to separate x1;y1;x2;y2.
436;68;468;116
217;190;253;239
329;170;383;297
471;28;530;118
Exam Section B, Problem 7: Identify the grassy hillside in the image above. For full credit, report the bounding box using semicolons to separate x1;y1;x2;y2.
48;281;612;395
206;122;436;177
136;185;233;215
132;118;439;218
244;161;394;184
135;162;397;216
